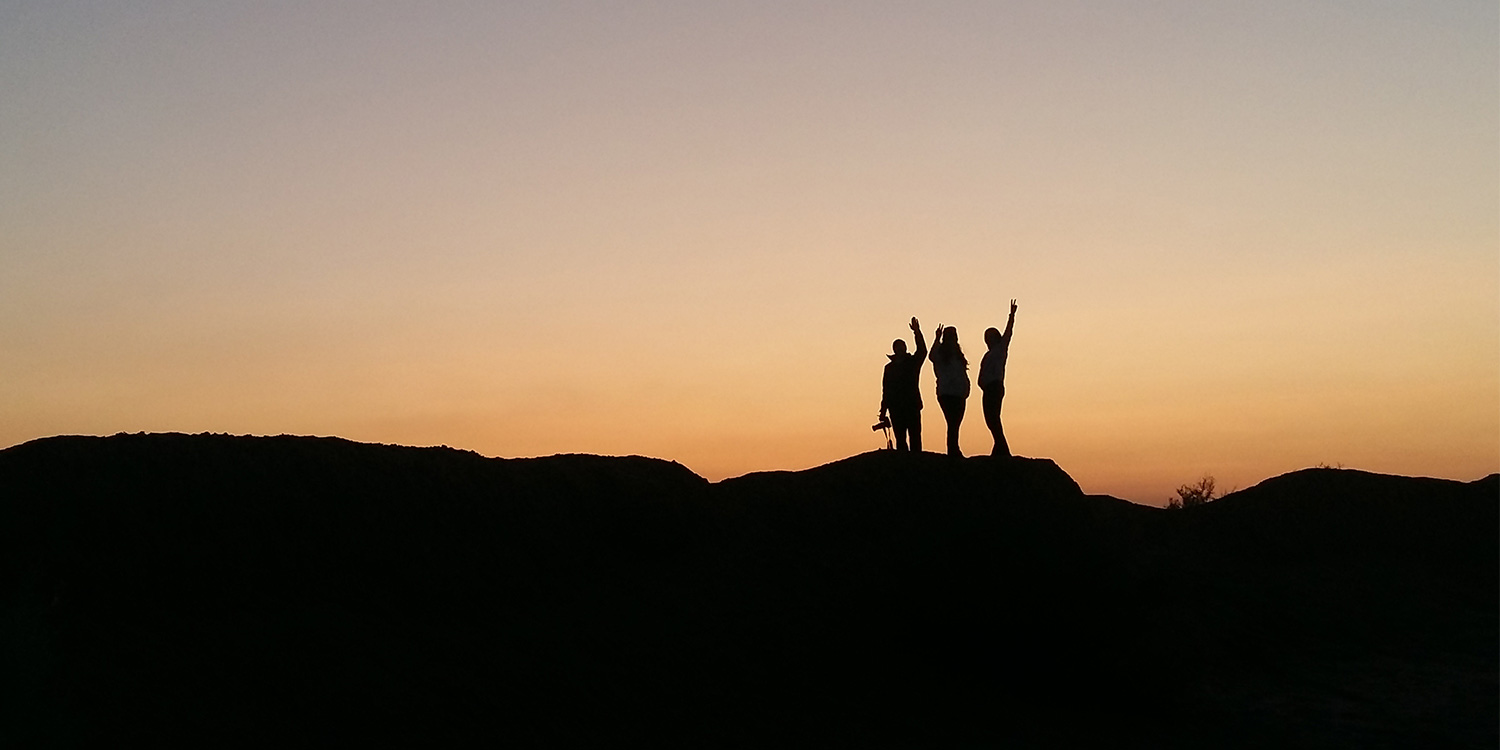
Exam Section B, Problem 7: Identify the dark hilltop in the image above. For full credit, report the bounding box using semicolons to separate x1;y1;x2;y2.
2;433;1495;747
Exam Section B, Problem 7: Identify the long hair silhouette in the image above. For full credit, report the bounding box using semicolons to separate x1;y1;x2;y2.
933;327;968;369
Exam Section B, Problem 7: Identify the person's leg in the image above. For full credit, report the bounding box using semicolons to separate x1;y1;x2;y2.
951;397;966;456
994;388;1010;457
909;409;922;452
981;387;1000;440
891;411;910;451
939;396;965;457
983;386;1009;457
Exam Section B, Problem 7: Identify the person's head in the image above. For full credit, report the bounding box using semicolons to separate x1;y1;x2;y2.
891;339;907;356
985;326;1002;349
937;326;967;366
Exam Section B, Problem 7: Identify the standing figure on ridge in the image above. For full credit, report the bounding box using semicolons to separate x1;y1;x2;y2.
978;300;1018;457
929;324;971;457
879;317;927;452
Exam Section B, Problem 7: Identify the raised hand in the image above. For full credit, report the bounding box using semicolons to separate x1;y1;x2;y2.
1010;299;1018;314
909;316;920;333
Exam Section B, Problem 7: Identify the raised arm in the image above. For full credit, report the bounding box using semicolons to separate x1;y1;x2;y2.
1002;300;1017;341
911;317;927;360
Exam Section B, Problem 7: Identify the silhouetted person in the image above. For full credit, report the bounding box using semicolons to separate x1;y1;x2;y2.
978;300;1017;457
929;324;970;457
880;317;927;452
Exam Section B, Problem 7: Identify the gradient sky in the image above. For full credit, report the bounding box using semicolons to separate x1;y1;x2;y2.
3;1;1496;504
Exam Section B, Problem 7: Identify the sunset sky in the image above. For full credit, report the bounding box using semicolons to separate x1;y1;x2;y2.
3;1;1495;504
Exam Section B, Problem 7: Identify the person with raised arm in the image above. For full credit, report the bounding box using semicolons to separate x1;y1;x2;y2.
879;317;927;452
978;300;1018;457
929;323;971;457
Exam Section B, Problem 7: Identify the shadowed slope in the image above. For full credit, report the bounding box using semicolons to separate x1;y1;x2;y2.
1;434;712;745
1;434;1494;746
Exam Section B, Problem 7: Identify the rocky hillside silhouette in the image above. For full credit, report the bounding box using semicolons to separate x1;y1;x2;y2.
2;433;1494;746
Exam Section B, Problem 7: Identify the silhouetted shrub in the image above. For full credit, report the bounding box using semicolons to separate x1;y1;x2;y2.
1166;475;1217;509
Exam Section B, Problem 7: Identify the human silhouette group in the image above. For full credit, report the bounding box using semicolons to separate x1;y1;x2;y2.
879;301;1017;457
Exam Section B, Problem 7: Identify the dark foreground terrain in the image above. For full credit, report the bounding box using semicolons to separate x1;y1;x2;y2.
2;434;1495;747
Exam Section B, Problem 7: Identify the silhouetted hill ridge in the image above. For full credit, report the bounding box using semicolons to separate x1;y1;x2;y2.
1;433;1494;747
1180;467;1497;569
